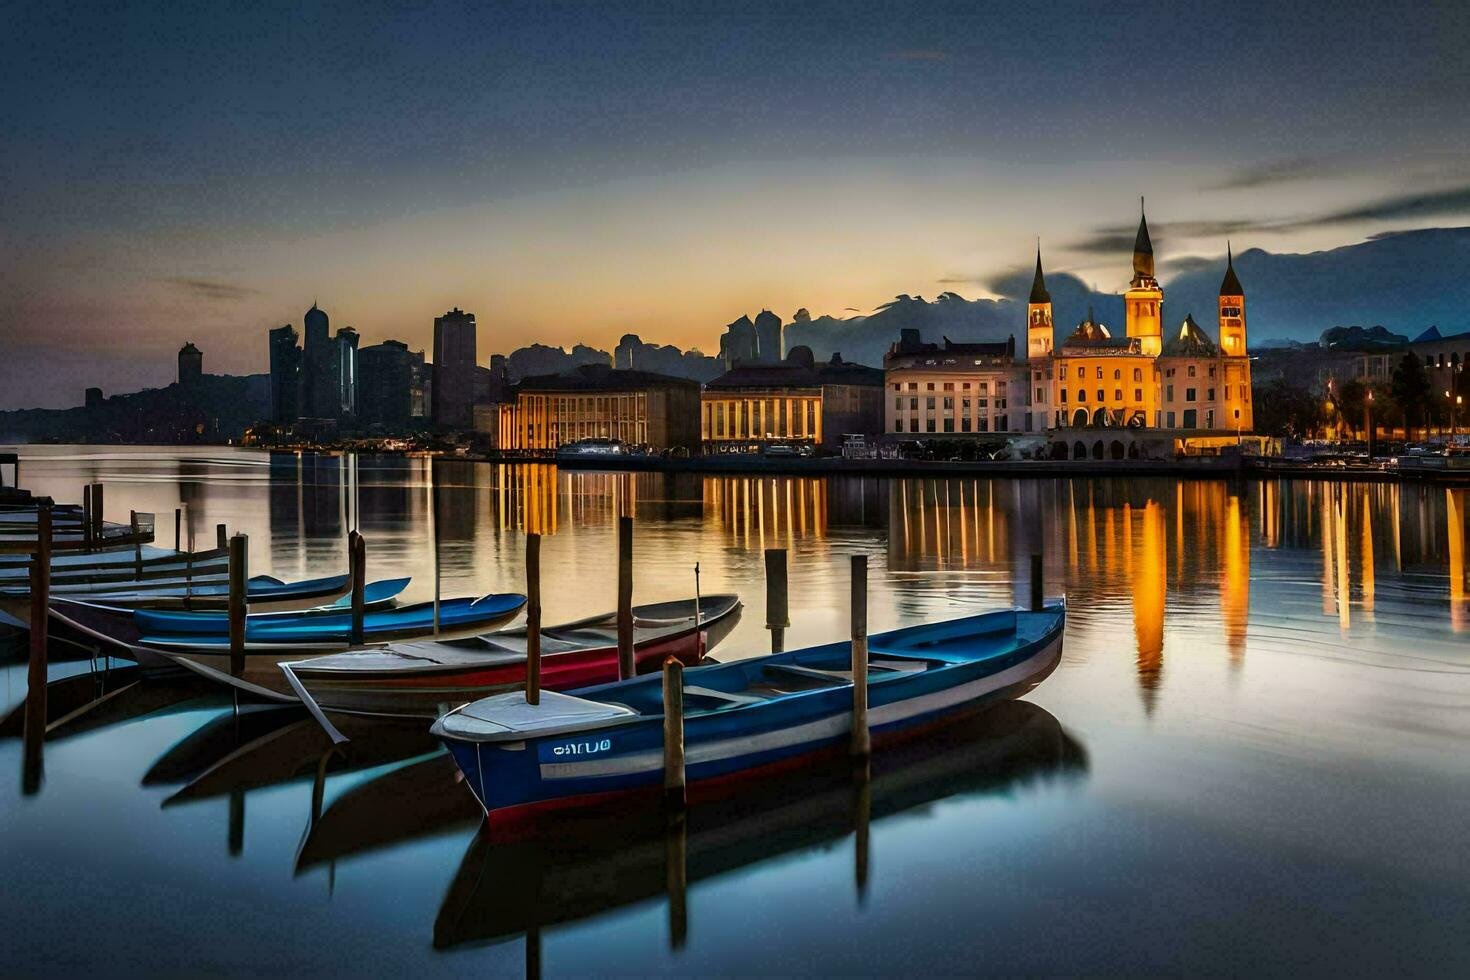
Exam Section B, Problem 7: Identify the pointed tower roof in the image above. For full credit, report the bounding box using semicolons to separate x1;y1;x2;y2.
1218;243;1244;296
1164;313;1218;356
1132;198;1155;281
1029;248;1051;304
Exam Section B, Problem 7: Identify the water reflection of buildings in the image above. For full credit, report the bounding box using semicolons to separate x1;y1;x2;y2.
1255;479;1467;633
888;477;1253;707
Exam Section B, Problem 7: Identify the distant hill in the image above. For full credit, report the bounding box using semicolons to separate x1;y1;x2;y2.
781;227;1470;364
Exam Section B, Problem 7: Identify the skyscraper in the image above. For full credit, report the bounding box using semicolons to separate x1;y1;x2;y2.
177;342;203;385
302;303;335;418
333;326;359;418
753;310;784;363
268;324;302;423
358;339;419;429
432;308;477;429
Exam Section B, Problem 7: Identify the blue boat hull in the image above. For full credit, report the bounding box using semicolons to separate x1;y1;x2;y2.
442;605;1064;820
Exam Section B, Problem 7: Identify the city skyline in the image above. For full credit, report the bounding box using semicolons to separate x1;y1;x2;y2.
6;2;1470;409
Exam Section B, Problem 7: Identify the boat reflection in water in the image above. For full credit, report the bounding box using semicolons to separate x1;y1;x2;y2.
431;700;1086;952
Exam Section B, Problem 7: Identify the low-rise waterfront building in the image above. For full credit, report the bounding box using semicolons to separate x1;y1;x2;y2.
701;347;884;452
493;365;701;451
883;330;1023;437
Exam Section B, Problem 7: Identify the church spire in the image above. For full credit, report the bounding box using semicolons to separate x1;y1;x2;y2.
1132;197;1155;282
1219;242;1244;296
1029;246;1051;304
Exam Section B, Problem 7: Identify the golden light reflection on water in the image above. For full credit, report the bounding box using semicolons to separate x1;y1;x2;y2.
9;448;1469;711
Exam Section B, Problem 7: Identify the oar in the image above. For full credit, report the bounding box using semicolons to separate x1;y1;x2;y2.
279;661;349;746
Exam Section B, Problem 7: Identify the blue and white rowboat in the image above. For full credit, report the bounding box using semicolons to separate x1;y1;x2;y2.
432;600;1065;821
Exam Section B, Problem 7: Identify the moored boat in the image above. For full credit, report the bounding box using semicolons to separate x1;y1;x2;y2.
49;590;527;677
432;600;1065;821
154;593;739;715
270;593;741;717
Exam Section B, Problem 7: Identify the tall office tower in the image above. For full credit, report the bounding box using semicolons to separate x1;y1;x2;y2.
753;310;784;363
432;307;478;429
268;324;302;423
302;303;337;418
176;341;203;385
334;326;359;418
358;339;417;429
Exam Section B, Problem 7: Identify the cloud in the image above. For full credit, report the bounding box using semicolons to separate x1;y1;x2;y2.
1071;218;1267;255
891;49;948;62
1283;183;1470;229
1210;156;1325;190
159;277;262;302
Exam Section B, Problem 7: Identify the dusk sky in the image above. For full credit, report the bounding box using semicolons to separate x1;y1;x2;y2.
4;0;1470;408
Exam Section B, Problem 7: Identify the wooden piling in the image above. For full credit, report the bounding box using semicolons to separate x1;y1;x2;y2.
662;657;686;809
525;532;542;704
217;523;227;550
228;533;248;677
130;510;143;579
174;507;182;551
82;485;93;551
617;515;634;680
850;554;870;759
1030;553;1044;612
348;530;365;646
765;547;789;653
23;500;52;794
90;483;104;546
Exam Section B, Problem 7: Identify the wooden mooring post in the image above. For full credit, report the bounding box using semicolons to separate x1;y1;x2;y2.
663;657;686;809
217;523;228;550
81;485;93;551
174;507;182;551
617;515;634;680
525;532;542;704
765;547;789;653
228;533;248;677
1030;553;1044;612
850;554;870;760
348;530;365;646
89;482;104;548
23;499;52;795
130;511;143;579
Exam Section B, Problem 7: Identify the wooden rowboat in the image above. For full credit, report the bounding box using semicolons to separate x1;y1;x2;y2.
166;594;741;718
432;601;1065;822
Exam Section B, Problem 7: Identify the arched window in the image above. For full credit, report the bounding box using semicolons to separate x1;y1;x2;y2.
1113;369;1121;380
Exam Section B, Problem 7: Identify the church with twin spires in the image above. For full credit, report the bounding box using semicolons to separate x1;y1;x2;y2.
1022;205;1254;457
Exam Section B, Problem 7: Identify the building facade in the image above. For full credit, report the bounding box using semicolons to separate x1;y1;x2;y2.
177;342;203;385
268;324;302;424
884;330;1021;437
432;307;478;430
1026;208;1255;457
493;365;701;451
357;339;423;429
701;348;885;452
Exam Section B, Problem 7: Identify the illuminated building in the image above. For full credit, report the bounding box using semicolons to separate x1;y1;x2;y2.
701;347;884;452
494;365;701;451
1026;205;1259;458
883;329;1021;436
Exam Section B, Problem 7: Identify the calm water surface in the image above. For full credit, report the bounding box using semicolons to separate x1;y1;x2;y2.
2;446;1468;975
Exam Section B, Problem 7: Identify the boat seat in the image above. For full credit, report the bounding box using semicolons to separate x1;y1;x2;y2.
682;685;767;706
766;659;929;685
